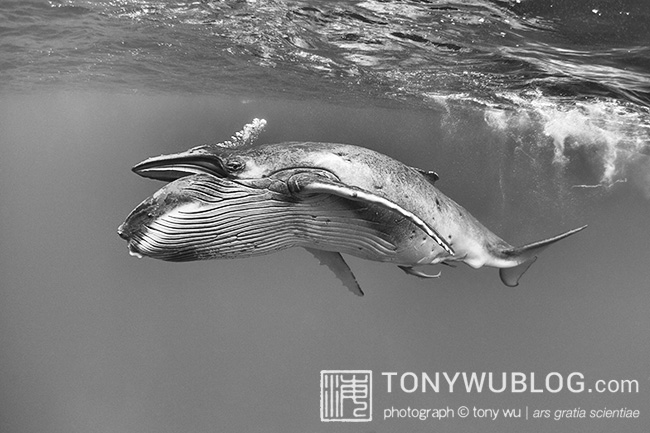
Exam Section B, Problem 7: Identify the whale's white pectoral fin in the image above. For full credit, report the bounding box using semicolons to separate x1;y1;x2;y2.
288;172;455;256
399;266;441;279
304;248;364;296
499;257;537;287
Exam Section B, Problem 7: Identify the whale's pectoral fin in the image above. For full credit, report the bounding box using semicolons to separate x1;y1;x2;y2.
399;266;441;279
304;248;364;296
499;257;537;287
287;171;455;256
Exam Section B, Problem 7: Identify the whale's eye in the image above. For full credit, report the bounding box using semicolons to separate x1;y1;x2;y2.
225;158;245;173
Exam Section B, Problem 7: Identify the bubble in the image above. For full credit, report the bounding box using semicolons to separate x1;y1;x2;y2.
484;93;650;192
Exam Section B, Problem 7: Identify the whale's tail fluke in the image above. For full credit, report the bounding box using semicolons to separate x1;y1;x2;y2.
498;225;588;287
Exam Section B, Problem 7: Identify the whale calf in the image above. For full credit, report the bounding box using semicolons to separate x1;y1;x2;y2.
118;120;586;295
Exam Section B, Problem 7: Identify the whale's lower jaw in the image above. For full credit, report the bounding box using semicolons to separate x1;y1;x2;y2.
118;174;414;263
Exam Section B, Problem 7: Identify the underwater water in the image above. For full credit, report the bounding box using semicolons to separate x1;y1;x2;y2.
1;1;649;432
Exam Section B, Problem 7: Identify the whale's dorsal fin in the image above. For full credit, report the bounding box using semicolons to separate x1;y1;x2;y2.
304;248;363;296
413;167;439;186
287;171;454;255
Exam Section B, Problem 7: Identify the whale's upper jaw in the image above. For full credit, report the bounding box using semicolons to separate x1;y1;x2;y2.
132;145;231;181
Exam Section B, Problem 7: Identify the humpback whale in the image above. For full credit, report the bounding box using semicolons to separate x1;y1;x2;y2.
118;120;586;295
